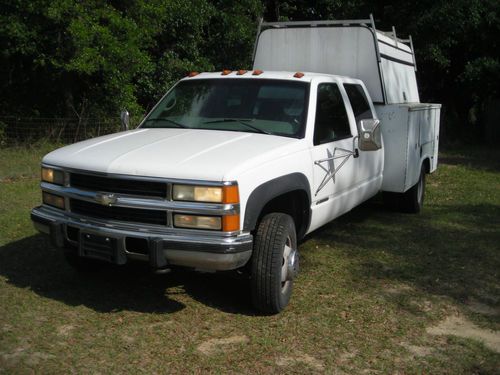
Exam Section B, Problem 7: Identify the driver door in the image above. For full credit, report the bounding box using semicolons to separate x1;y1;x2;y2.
310;82;358;227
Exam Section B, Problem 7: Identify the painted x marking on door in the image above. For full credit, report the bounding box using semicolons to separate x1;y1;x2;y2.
314;147;355;196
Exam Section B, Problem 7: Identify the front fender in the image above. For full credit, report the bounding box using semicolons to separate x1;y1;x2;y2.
243;173;311;233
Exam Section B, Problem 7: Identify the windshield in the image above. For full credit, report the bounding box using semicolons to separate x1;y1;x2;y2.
141;78;310;138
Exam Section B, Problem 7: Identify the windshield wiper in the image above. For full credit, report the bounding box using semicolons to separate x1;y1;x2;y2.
203;118;271;135
142;118;188;128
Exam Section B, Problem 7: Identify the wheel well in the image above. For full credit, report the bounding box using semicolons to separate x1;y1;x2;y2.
423;158;431;173
257;190;310;239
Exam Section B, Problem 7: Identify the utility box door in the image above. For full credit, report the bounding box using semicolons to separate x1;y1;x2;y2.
377;104;441;193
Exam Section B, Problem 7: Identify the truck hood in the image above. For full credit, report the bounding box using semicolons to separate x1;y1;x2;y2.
43;128;303;181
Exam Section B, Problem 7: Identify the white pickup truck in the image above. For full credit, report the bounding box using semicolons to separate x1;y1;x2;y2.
31;17;440;313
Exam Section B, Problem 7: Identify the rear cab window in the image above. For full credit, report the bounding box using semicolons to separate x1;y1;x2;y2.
343;83;374;123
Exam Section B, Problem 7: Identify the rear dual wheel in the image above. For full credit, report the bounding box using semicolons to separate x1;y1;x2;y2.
251;213;299;314
383;164;426;213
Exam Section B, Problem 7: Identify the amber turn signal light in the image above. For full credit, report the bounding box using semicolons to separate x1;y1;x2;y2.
223;185;239;204
222;214;240;232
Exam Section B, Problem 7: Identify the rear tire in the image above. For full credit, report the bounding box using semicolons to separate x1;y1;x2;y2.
251;213;299;314
383;165;426;213
399;164;426;213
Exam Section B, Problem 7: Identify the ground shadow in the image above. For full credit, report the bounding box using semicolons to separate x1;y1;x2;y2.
3;197;498;317
307;198;500;311
0;234;254;315
439;147;500;172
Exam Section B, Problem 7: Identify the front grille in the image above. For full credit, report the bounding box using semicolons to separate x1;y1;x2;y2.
70;199;167;226
70;173;167;198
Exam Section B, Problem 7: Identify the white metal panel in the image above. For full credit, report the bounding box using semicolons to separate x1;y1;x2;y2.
405;110;421;190
42;128;302;182
380;59;419;103
431;108;441;172
376;104;409;192
376;33;419;103
253;27;384;103
377;32;413;54
376;103;441;193
254;25;422;105
409;104;441;174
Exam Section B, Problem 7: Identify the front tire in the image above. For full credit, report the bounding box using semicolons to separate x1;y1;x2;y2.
251;213;299;314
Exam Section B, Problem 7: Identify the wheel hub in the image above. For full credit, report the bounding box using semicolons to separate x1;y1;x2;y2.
281;239;299;283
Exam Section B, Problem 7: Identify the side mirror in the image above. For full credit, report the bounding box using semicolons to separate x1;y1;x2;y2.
120;109;130;131
358;119;382;151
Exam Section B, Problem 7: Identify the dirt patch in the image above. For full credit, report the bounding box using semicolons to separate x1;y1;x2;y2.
57;324;75;336
146;321;174;330
1;324;13;333
197;335;249;356
0;347;56;366
466;301;500;317
409;299;434;313
122;335;136;345
427;316;500;353
400;342;433;357
382;283;414;295
277;352;325;371
336;349;358;365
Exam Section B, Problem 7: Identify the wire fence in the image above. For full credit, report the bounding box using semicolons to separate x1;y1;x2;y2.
0;116;137;146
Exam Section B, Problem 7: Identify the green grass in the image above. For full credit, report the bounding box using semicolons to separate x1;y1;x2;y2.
1;144;499;374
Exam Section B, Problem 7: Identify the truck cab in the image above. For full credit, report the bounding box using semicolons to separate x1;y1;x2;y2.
31;17;440;314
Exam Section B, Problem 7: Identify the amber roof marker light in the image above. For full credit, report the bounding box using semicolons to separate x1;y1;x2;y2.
187;71;200;77
237;70;248;75
293;72;305;78
221;69;232;75
252;69;263;76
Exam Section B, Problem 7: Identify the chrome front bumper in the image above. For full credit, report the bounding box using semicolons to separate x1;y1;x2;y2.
31;205;253;271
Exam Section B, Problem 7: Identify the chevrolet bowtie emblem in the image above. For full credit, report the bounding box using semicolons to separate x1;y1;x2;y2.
95;193;117;206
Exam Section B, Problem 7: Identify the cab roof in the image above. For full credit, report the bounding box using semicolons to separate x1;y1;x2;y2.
181;71;363;84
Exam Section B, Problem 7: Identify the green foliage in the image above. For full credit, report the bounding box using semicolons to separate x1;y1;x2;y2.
0;0;498;141
0;0;262;118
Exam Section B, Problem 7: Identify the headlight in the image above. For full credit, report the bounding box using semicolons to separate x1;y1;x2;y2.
173;184;239;203
41;167;64;185
42;192;65;209
174;214;222;230
173;213;240;231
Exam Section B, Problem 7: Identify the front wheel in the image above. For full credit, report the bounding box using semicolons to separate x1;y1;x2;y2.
251;213;299;314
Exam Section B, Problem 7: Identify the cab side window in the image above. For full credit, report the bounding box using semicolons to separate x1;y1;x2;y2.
313;83;351;145
344;84;374;123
